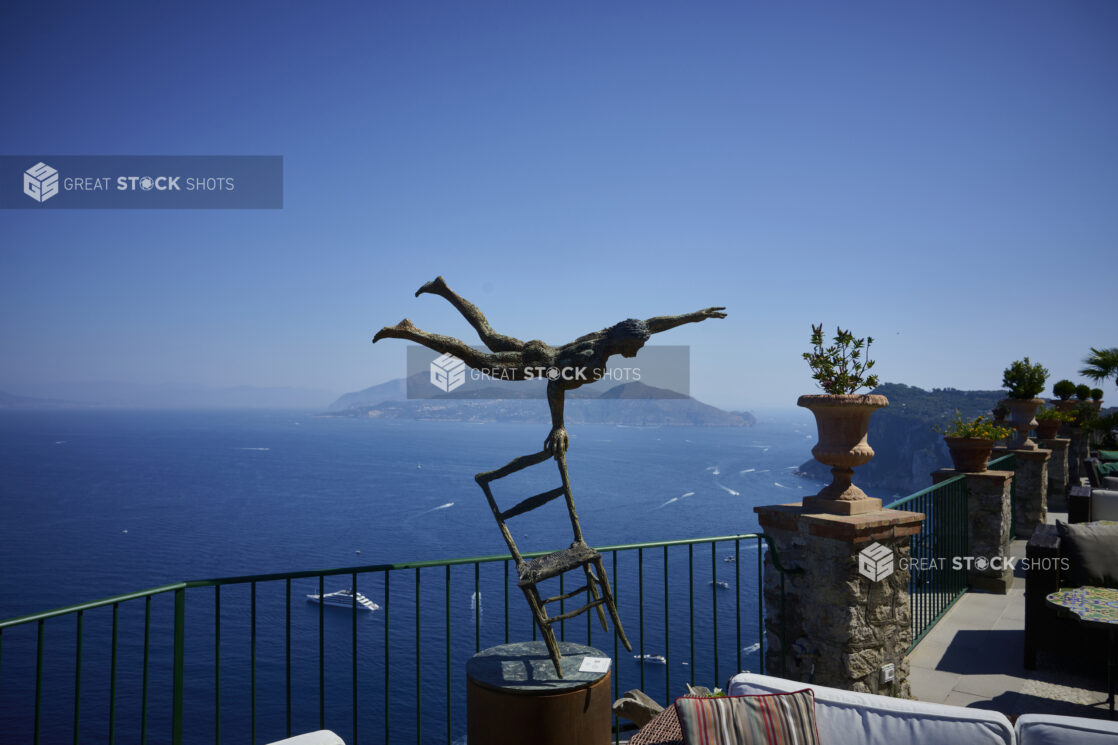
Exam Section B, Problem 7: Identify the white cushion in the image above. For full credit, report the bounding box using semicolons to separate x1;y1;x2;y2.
264;731;344;745
726;672;1012;745
1017;713;1118;744
1092;490;1118;521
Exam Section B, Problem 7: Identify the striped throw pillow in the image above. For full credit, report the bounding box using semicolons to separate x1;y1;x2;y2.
674;689;819;745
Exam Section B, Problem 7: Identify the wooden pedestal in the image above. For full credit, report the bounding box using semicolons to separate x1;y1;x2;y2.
466;641;612;745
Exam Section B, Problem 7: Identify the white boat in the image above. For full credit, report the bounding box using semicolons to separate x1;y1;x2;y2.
634;654;667;665
306;587;379;612
709;580;730;590
723;555;736;563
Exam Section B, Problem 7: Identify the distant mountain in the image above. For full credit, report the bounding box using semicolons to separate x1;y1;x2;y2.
326;377;410;411
322;380;752;427
796;382;1009;493
1;382;334;409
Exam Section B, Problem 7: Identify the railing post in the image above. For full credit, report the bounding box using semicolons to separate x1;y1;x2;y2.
172;587;185;745
932;468;1013;593
999;447;1051;538
755;504;924;695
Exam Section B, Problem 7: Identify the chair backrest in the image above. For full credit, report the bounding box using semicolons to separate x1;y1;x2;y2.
474;450;584;565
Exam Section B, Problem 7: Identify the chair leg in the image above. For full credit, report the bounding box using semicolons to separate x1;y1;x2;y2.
582;563;610;632
521;584;565;677
592;557;633;652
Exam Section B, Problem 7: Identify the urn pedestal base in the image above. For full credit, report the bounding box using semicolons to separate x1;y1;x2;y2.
802;495;883;515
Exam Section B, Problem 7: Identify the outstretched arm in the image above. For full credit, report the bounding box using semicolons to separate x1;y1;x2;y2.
644;307;727;335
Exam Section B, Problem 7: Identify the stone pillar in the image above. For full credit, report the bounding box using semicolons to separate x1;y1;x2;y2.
1068;427;1090;484
1013;449;1051;538
755;504;924;696
1039;438;1070;500
932;469;1013;593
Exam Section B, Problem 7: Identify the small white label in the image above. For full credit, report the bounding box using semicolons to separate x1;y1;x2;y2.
579;656;611;673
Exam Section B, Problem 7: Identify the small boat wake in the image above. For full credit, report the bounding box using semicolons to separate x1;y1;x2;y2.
742;642;761;655
408;502;455;521
655;490;697;509
714;481;740;497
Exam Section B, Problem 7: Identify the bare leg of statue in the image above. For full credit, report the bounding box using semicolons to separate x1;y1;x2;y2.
415;276;525;353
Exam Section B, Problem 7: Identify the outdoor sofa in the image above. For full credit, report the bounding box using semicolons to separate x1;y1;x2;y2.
630;671;1118;744
1070;458;1118;524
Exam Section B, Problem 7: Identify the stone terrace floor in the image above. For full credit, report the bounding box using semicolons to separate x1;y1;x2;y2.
908;503;1114;720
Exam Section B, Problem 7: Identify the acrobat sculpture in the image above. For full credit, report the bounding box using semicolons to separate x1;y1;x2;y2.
373;276;726;675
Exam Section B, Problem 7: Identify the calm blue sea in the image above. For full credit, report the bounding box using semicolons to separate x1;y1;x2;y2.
0;410;895;744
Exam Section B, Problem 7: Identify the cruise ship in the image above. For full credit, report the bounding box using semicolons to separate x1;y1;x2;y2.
306;587;379;612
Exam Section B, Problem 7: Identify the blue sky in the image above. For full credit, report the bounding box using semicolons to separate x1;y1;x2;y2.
1;1;1115;409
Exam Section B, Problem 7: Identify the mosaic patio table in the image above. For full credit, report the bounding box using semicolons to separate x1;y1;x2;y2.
1046;585;1118;718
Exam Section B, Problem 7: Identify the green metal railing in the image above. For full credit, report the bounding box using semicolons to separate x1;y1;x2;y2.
885;475;969;650
883;451;1018;651
0;533;792;745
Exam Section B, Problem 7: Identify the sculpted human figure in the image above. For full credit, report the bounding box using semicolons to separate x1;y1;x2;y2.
373;276;726;454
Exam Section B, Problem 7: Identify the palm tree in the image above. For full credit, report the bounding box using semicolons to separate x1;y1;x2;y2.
1079;347;1118;390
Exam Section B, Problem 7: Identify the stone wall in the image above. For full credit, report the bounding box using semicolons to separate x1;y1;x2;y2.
1039;438;1070;502
1013;449;1050;538
756;505;923;697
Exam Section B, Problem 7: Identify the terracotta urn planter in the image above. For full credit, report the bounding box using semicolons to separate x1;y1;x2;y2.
1053;400;1077;436
1003;398;1043;450
1035;418;1061;440
944;437;995;473
797;393;888;515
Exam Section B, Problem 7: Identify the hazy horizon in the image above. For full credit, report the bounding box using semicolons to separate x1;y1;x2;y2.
3;1;1115;411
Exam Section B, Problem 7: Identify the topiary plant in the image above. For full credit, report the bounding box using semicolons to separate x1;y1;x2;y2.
1002;357;1049;399
1052;379;1077;401
1091;388;1104;402
1076;384;1092;401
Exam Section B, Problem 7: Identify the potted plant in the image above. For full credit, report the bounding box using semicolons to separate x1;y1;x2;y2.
1075;384;1092;401
1091;388;1104;410
798;324;886;515
991;403;1009;423
1052;380;1078;414
935;412;1014;473
1034;405;1073;440
1000;357;1049;450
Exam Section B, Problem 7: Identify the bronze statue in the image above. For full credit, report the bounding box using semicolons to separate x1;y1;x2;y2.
373;276;726;454
373;277;726;675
